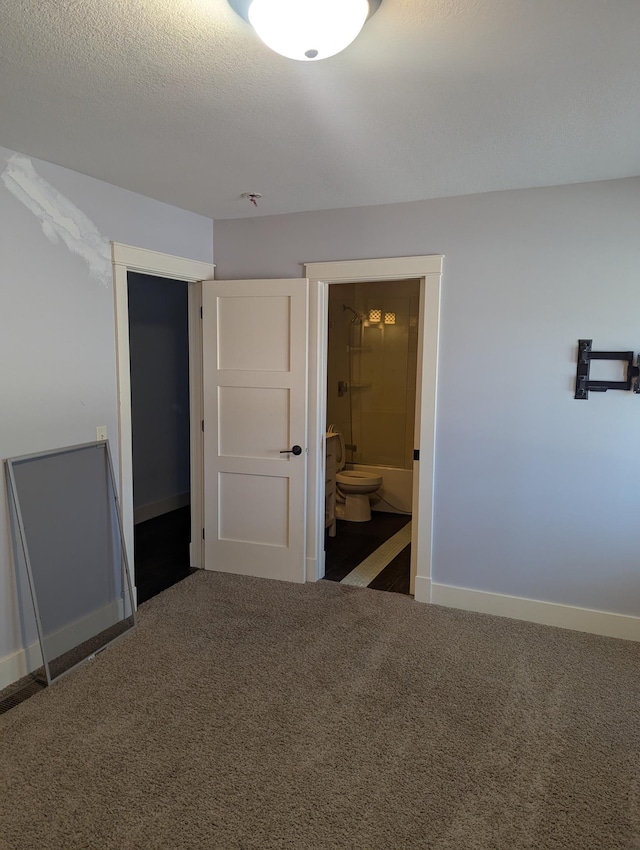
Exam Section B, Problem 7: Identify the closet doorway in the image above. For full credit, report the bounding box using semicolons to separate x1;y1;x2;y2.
127;272;194;604
112;243;213;607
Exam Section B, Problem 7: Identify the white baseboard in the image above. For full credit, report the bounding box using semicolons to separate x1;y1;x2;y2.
413;575;431;604
306;555;319;583
0;642;44;691
430;583;640;642
134;492;190;525
0;599;127;690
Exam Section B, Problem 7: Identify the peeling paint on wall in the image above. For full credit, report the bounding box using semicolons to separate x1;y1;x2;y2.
1;155;111;286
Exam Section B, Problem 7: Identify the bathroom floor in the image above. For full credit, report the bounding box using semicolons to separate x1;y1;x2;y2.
324;512;412;595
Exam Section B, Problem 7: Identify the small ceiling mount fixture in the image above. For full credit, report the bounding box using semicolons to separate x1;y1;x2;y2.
241;191;263;206
227;0;382;62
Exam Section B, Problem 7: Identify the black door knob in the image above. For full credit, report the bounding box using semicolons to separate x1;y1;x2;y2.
280;445;302;456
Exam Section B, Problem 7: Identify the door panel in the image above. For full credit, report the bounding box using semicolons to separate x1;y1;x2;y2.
203;279;308;583
219;472;289;546
218;386;290;458
217;295;292;371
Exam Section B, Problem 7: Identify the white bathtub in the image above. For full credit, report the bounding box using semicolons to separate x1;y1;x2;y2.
346;463;413;515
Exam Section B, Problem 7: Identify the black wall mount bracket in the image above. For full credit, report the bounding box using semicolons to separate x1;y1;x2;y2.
575;339;640;399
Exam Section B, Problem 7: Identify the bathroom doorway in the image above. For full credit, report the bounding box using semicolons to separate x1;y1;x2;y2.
323;279;420;595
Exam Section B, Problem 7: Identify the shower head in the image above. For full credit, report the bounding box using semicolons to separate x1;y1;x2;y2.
342;304;365;324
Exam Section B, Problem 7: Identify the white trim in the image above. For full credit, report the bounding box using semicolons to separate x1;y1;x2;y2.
305;275;329;583
410;272;440;596
305;256;443;596
111;243;214;593
306;556;319;583
413;575;432;604
305;256;443;281
188;282;205;569
430;583;640;642
0;643;43;691
133;491;191;525
111;243;214;281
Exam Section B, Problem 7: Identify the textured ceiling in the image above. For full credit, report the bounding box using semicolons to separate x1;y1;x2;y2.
1;0;639;219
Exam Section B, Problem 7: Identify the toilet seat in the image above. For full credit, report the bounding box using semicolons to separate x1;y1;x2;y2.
336;470;383;492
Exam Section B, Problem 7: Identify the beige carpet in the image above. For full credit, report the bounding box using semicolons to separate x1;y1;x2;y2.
1;571;639;850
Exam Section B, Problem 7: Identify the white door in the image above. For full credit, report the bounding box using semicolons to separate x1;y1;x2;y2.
202;279;309;583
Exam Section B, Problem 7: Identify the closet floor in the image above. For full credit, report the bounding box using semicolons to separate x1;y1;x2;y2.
134;507;197;605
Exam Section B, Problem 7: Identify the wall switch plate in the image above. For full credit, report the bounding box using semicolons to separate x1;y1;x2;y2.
96;426;107;441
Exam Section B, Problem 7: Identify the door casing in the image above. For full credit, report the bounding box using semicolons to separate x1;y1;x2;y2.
305;256;443;602
112;242;214;602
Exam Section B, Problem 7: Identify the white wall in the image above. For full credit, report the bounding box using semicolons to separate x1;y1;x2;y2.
0;146;213;674
213;178;640;622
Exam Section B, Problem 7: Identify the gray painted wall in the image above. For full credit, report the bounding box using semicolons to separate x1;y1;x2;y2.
214;178;640;617
128;273;190;514
0;145;212;663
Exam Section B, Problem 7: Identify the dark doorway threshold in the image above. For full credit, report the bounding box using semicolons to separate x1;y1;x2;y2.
324;512;412;595
134;506;197;605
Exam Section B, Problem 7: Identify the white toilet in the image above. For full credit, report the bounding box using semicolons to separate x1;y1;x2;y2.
336;469;384;522
330;429;383;522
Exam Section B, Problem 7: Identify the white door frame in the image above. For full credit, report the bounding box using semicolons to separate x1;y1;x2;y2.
111;242;215;600
305;256;443;603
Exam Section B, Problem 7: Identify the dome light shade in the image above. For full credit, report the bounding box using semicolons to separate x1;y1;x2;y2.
232;0;374;61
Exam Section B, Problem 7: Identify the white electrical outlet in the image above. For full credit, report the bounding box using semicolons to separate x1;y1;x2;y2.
96;425;107;441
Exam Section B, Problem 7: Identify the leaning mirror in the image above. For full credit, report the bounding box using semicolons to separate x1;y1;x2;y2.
5;441;135;684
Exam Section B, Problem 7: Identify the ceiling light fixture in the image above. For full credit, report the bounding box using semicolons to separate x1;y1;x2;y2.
227;0;382;62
